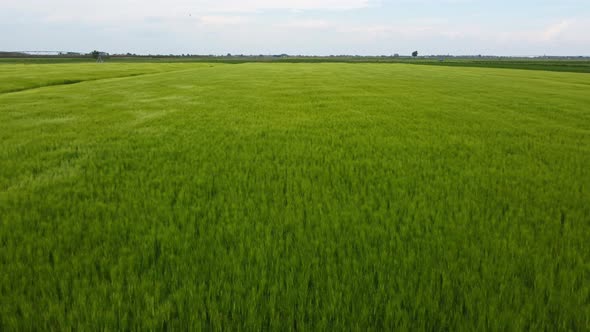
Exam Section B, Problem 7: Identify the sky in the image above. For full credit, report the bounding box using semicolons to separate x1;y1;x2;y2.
1;0;589;56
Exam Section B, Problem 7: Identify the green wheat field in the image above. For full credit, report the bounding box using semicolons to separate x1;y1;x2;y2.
1;62;589;330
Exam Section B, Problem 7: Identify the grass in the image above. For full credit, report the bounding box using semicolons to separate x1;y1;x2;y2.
412;58;590;73
0;63;195;93
1;62;589;330
2;56;590;73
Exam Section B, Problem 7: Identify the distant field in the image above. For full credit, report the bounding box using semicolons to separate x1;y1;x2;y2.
2;56;590;73
414;58;590;73
1;63;589;330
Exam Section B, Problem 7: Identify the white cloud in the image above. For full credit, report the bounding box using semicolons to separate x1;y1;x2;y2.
539;19;590;42
339;17;590;44
7;0;374;22
204;0;373;12
541;20;574;41
199;15;250;26
488;19;590;44
278;20;334;29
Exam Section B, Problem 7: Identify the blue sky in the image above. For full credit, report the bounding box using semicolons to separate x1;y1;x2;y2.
1;0;589;55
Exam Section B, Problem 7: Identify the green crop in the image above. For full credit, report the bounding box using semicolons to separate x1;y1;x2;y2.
1;63;589;330
2;57;589;73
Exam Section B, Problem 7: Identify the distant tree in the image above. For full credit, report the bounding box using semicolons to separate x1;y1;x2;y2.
412;51;419;57
393;53;400;58
91;50;100;59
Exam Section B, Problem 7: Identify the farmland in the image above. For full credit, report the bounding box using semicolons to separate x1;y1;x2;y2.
1;62;589;330
2;56;590;73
